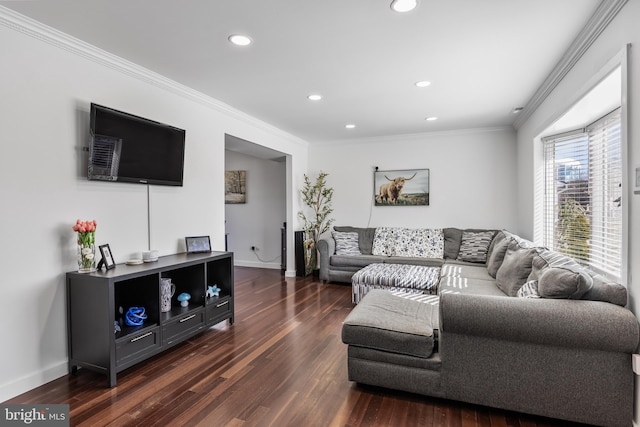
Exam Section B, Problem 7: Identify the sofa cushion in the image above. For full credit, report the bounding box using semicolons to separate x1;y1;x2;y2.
506;231;537;249
342;290;437;358
457;230;495;263
334;226;376;255
395;228;444;258
330;254;384;268
486;232;511;278
581;275;628;306
528;249;582;282
537;266;593;299
517;280;540;298
439;276;507;296
495;241;537;296
441;263;494;281
332;231;361;255
443;228;463;259
527;248;627;303
385;257;444;267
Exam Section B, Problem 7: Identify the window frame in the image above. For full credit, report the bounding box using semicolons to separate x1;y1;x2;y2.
541;108;622;281
533;46;628;286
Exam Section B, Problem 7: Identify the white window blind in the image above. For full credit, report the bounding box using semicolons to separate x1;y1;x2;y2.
542;108;622;280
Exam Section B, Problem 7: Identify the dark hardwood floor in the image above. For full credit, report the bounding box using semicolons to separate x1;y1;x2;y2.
6;267;589;426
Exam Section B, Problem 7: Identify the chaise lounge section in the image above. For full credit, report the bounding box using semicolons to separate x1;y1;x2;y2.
324;227;639;426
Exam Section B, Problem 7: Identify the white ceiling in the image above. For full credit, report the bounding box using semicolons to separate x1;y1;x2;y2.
1;0;601;144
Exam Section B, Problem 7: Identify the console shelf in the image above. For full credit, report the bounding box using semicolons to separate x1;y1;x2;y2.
66;251;234;387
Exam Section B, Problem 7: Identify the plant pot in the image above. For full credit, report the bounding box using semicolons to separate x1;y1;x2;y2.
303;235;317;276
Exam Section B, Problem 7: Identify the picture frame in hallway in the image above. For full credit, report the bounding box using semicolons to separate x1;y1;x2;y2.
374;168;429;206
225;170;247;204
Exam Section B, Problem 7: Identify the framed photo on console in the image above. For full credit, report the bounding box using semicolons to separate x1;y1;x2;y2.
98;244;116;270
185;236;211;253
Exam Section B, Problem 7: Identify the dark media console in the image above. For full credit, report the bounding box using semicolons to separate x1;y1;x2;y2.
66;251;234;387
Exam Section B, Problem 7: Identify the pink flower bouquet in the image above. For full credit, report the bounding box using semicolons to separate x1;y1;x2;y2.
73;219;97;271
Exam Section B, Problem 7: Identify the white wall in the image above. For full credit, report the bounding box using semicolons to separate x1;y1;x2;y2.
0;10;307;401
514;2;640;422
308;128;518;231
225;150;286;269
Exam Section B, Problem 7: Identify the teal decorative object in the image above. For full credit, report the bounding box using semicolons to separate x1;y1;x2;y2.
177;292;191;307
206;285;220;298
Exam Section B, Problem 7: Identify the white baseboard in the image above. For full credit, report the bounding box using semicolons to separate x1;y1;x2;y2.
233;260;282;270
0;361;68;402
228;260;298;277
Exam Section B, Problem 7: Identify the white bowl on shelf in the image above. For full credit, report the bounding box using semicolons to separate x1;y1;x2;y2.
142;250;159;262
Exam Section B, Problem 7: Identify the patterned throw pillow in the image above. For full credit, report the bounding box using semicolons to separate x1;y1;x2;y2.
395;228;444;258
372;227;401;256
332;231;362;255
457;230;495;263
517;280;541;298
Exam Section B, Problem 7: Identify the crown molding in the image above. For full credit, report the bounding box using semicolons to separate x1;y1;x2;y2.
512;0;628;129
0;6;308;148
315;125;515;148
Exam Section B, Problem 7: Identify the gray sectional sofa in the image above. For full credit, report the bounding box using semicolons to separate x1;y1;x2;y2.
318;226;492;283
319;226;639;426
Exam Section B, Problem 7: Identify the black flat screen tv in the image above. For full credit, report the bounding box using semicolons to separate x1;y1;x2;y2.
89;103;186;186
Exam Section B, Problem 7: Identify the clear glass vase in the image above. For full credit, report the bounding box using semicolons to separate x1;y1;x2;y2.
77;231;96;273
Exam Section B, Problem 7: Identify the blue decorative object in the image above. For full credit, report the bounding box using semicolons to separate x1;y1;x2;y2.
206;285;220;298
125;307;147;326
177;292;191;307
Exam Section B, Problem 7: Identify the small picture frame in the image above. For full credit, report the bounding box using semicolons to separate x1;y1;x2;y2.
98;244;116;270
185;236;211;253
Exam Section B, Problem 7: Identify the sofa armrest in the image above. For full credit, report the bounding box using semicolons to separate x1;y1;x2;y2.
440;293;639;353
317;236;335;281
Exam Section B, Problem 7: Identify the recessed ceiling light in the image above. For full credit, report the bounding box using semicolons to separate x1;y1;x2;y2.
345;124;356;129
307;94;322;101
391;0;418;13
415;81;431;88
228;34;252;46
425;116;438;121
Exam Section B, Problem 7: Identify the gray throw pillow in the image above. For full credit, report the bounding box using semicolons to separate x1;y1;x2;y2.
443;228;463;259
334;226;376;255
581;274;627;306
457;230;495;263
495;241;537;296
538;266;593;299
332;231;362;256
486;232;510;278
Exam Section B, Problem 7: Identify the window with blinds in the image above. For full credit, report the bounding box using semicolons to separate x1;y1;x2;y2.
542;108;622;280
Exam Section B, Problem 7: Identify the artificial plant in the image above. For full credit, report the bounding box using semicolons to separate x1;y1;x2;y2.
298;171;335;272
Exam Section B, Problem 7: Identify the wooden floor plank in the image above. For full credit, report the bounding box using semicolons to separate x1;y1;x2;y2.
4;267;590;427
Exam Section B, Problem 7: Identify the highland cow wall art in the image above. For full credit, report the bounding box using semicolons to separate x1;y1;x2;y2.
374;168;429;206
